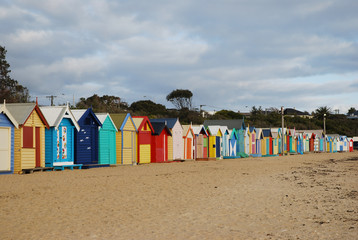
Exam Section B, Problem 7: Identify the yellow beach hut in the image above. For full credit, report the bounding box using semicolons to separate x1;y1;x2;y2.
5;102;49;173
111;113;137;165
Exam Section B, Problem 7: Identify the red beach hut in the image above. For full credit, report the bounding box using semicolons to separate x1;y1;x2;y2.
150;121;172;163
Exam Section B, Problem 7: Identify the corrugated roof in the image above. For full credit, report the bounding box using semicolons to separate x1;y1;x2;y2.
203;119;244;130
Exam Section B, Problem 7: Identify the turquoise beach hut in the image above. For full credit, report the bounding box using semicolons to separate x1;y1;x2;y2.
236;128;245;155
96;113;117;165
229;129;238;157
0;102;18;174
40;105;80;168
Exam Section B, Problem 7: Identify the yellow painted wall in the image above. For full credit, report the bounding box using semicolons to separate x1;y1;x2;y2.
13;128;21;173
167;136;173;160
13;110;46;173
122;131;134;165
139;144;151;164
209;136;216;158
273;138;278;154
261;139;266;155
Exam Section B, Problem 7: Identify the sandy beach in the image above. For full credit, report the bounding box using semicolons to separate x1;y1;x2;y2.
1;152;357;240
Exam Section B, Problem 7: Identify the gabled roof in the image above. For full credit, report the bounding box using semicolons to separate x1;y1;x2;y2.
110;113;137;132
248;126;256;133
149;118;181;129
150;121;172;136
191;125;208;136
262;128;272;137
182;125;195;138
132;116;154;133
230;128;238;139
95;113;118;132
255;128;264;139
40;105;80;131
72;108;102;127
271;128;279;138
220;126;229;135
0;103;19;128
207;125;222;136
203;119;244;130
5;103;49;128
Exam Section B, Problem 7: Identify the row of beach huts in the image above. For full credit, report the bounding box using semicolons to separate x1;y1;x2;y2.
0;102;356;174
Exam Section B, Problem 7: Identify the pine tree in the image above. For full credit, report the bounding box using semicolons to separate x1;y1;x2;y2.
0;46;29;103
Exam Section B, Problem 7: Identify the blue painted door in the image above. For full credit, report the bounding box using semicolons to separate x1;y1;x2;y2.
216;136;221;157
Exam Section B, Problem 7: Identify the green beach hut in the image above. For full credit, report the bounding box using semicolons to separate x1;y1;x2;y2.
96;113;117;165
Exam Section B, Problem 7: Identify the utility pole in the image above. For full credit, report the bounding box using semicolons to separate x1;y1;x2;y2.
200;105;206;118
46;95;57;106
281;106;284;155
323;113;326;152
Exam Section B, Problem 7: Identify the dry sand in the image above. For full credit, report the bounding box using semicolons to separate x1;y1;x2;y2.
1;152;357;240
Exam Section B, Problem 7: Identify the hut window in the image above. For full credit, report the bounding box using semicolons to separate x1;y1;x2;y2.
23;126;33;148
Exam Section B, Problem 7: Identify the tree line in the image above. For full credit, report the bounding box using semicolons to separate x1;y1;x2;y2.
1;45;357;136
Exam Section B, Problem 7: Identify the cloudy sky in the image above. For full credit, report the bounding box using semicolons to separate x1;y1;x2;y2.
1;0;358;113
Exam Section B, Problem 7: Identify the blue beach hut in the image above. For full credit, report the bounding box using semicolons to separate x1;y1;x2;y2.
40;105;80;168
0;102;18;174
72;108;102;165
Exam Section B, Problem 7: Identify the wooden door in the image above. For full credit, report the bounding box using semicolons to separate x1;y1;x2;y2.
186;138;192;159
0;128;11;171
35;127;41;167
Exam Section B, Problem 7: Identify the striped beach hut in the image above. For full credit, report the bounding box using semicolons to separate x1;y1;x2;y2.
150;118;183;160
5;102;49;173
72;108;102;165
248;126;256;155
182;125;195;160
271;128;279;155
220;126;230;157
132;116;154;164
111;113;137;165
255;128;263;157
262;129;272;156
0;102;18;174
96;113;117;165
40;105;80;167
244;127;250;155
192;125;208;159
150;121;172;162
